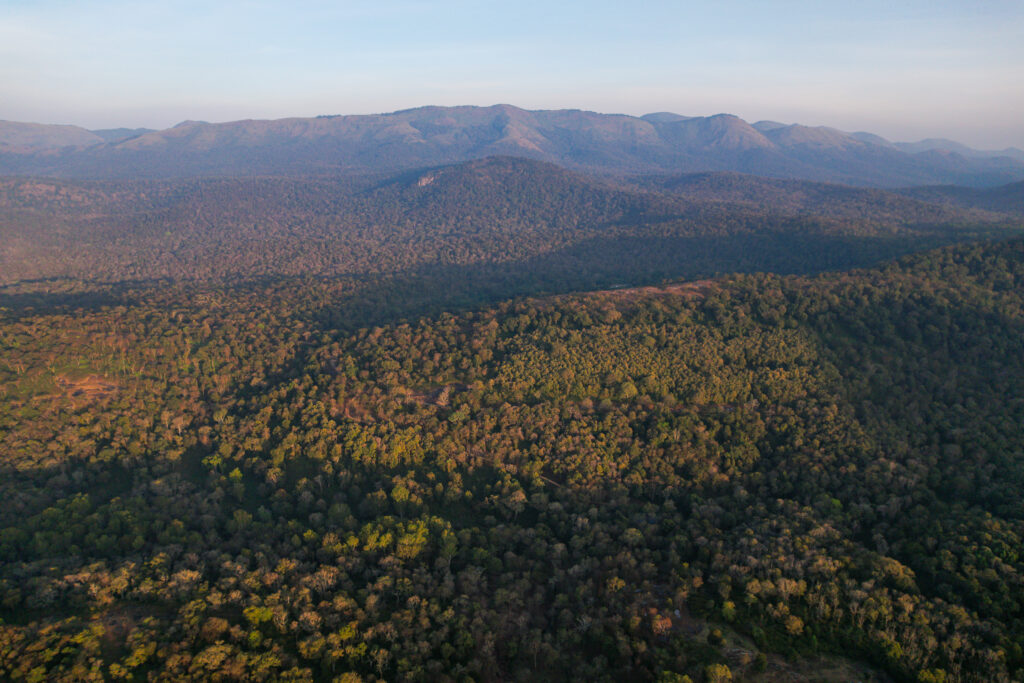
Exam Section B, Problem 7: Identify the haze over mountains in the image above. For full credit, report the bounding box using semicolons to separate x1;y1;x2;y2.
2;156;1018;320
0;121;154;150
2;104;1022;187
4;99;1024;681
6;0;1024;675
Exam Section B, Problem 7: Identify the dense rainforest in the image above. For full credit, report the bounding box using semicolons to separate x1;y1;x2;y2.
2;221;1024;682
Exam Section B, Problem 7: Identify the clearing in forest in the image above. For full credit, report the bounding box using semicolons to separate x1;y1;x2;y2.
55;374;119;400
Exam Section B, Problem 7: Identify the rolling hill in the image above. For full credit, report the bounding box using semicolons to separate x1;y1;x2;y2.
901;180;1024;217
1;156;1020;332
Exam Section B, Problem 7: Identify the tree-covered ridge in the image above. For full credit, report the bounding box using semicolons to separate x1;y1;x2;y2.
902;181;1024;218
0;237;1022;681
638;171;1008;224
1;158;1020;289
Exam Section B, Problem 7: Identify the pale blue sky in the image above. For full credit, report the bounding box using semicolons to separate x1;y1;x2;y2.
2;0;1022;148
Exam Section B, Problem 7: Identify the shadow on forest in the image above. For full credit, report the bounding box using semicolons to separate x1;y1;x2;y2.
0;229;1016;332
3;236;1024;641
0;279;143;321
306;230;1009;331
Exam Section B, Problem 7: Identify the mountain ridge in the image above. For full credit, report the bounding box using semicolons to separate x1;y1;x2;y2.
1;105;1022;187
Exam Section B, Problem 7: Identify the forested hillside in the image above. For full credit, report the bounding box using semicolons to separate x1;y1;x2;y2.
1;158;1018;298
901;181;1024;218
638;172;1007;223
2;237;1023;681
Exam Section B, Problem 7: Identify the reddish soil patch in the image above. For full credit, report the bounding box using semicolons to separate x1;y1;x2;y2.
405;383;468;407
56;374;119;400
593;279;716;301
334;397;373;423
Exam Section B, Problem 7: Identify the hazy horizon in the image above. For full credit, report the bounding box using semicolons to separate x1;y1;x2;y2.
2;0;1022;149
7;104;1024;154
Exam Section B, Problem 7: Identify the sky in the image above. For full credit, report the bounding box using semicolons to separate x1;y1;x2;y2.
2;0;1022;149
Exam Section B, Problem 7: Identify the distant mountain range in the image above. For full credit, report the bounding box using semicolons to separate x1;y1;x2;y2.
0;122;154;150
1;105;1022;187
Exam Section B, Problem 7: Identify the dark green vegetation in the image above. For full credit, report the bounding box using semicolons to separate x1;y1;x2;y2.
2;155;1024;681
2;220;1024;680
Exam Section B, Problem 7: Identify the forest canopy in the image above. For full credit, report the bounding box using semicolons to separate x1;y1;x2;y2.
2;228;1023;681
